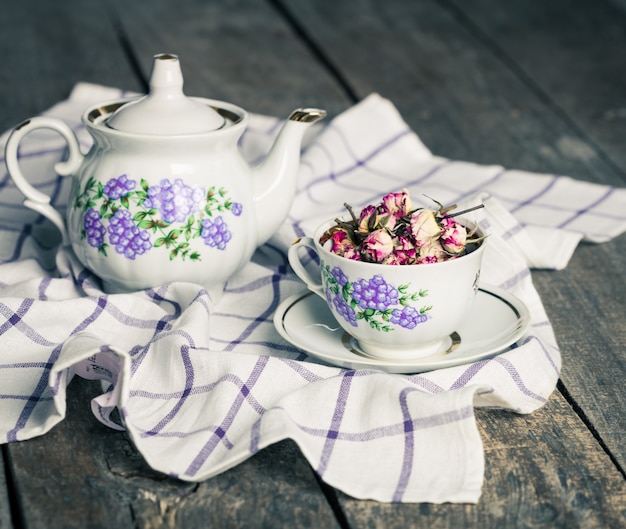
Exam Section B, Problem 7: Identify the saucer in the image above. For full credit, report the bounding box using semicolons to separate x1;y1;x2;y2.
273;284;531;374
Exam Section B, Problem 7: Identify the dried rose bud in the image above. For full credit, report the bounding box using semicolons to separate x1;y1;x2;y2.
409;209;442;248
380;188;412;220
330;230;359;259
417;239;445;263
360;229;394;263
387;234;417;265
440;217;467;255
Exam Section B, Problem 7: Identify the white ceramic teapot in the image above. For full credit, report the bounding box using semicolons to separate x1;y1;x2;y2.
4;53;325;298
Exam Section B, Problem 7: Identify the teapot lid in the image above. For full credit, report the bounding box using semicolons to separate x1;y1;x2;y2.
106;53;225;134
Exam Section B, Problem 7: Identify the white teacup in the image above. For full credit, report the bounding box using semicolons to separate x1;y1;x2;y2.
288;217;486;360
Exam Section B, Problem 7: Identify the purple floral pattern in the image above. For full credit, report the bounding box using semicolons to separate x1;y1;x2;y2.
74;174;243;261
321;262;431;332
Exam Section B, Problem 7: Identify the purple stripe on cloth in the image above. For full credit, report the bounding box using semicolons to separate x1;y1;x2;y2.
258;397;474;444
557;187;616;230
300;128;414;204
143;345;195;436
499;222;526;241
509;174;559;215
392;398;476;502
37;277;52;301
132;372;266;416
129;288;198;375
0;361;53;369
393;388;416;502
524;335;560;375
5;345;63;442
5;295;109;440
0;298;56;346
1;224;33;263
498;268;531;291
316;370;355;477
448;168;507;206
449;354;547;405
223;274;283;352
184;356;270;476
406;375;447;394
278;358;326;383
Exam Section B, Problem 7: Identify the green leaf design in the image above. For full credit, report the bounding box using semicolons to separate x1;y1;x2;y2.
138;219;155;229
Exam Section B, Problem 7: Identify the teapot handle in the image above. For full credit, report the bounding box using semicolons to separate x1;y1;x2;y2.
4;117;84;245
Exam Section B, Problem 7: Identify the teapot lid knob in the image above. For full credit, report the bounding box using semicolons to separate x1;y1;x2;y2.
106;53;225;134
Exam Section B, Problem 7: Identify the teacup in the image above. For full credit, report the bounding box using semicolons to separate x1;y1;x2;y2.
288;217;486;360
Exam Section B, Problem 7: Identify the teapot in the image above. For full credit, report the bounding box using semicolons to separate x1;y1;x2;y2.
4;53;325;299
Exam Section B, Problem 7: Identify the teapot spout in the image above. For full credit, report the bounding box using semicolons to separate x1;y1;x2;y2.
253;108;326;246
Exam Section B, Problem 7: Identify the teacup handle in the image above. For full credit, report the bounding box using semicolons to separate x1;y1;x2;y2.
287;237;325;299
4;117;85;245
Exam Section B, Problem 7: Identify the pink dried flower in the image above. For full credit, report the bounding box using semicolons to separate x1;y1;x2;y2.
380;188;412;219
388;235;417;265
321;190;484;265
361;229;394;263
409;209;441;248
330;230;359;260
417;239;446;263
440;217;467;255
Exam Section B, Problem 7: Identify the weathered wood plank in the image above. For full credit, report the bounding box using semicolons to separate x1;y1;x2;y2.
456;0;626;182
0;451;13;529
532;243;626;467
282;0;625;185
105;0;351;119
5;377;340;529
0;0;143;133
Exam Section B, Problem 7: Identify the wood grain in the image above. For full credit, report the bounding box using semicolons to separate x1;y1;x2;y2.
0;451;13;529
106;0;351;118
282;0;625;185
458;0;626;183
0;0;143;133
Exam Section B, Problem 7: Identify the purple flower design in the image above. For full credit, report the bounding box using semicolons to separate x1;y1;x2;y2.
331;267;349;286
390;306;428;329
103;174;136;200
144;178;206;224
107;209;152;259
200;216;232;250
332;294;358;327
83;208;105;248
351;275;399;311
231;202;243;216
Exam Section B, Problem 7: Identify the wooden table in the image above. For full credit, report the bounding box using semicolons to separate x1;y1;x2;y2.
1;0;625;527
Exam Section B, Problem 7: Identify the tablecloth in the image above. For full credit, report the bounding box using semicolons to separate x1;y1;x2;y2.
1;83;625;503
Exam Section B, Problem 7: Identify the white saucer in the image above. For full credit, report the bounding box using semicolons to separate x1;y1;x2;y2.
273;284;531;374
